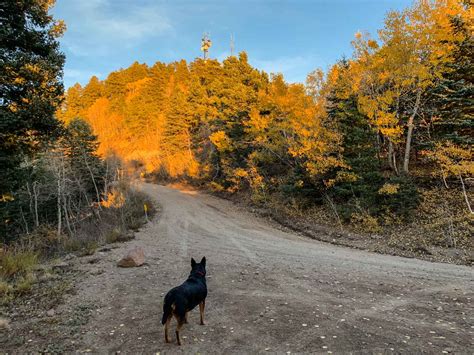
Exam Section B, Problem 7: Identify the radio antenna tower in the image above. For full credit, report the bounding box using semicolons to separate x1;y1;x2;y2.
230;34;235;56
201;33;212;60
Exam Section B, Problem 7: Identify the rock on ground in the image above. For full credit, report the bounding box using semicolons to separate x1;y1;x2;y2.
117;247;145;267
0;318;10;331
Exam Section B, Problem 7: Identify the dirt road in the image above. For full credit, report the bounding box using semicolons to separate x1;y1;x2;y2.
7;183;473;353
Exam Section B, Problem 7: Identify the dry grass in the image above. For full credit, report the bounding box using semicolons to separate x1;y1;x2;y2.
0;247;38;303
265;186;471;248
0;248;38;281
1;183;156;305
386;187;473;252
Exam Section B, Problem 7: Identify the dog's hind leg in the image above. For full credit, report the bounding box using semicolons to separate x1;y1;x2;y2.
173;300;186;345
175;317;185;345
199;300;206;325
164;315;172;343
184;312;189;324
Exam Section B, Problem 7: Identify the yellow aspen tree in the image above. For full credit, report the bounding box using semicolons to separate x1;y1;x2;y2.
424;142;474;213
352;0;468;173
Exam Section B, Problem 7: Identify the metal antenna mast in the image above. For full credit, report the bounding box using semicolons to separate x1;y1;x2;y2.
230;34;235;56
201;33;212;60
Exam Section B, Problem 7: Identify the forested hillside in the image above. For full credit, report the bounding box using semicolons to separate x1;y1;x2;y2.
58;0;472;253
1;0;153;294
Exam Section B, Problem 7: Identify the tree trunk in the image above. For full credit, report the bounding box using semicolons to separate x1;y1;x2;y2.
441;168;449;188
57;174;62;236
104;159;109;198
392;151;399;175
26;183;34;222
459;174;473;214
20;207;29;234
375;133;382;164
63;193;74;236
403;89;422;173
33;181;39;227
387;140;399;174
324;194;343;232
82;150;102;210
388;140;394;170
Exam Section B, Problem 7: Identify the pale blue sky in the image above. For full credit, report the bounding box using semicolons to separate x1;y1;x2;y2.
52;0;413;88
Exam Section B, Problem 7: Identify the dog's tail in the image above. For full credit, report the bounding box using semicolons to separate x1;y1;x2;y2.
162;294;174;325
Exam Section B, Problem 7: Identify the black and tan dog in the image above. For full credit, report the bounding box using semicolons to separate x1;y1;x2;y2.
161;257;207;345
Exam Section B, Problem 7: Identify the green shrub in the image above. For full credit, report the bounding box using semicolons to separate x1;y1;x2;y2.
80;241;98;256
377;176;419;219
350;211;382;233
0;248;38;281
328;174;419;223
0;280;12;297
121;188;156;230
105;228;122;243
0;248;38;302
14;273;36;295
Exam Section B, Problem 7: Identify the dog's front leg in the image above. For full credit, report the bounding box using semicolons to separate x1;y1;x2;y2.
199;300;206;325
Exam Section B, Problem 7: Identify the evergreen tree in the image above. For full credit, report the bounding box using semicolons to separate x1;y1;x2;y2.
424;10;474;213
430;15;473;145
1;0;65;194
1;0;65;237
65;118;104;200
81;76;103;109
103;61;149;114
59;83;83;123
326;82;383;217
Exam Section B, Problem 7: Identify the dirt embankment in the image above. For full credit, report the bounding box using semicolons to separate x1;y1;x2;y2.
195;185;472;266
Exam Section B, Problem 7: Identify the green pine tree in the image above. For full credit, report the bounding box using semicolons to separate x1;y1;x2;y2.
1;0;65;237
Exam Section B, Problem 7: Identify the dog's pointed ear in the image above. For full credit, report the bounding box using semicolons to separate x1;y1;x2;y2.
191;258;196;267
200;256;206;267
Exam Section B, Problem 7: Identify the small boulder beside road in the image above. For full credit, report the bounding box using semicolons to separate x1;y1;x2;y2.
117;247;145;267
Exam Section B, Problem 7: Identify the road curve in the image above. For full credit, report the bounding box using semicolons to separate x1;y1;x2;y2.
77;184;473;353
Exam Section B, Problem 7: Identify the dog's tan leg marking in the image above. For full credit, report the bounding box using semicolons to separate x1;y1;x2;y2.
184;312;189;324
199;300;205;325
175;317;184;346
164;315;172;343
